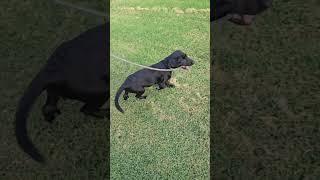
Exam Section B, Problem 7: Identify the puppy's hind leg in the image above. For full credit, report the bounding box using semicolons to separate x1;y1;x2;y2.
123;90;129;100
135;90;147;99
80;95;109;118
42;90;61;123
130;86;147;99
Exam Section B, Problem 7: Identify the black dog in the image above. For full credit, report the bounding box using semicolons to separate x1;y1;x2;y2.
15;23;109;163
211;0;272;21
114;50;194;113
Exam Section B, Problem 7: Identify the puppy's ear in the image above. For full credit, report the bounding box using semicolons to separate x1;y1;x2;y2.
168;57;180;68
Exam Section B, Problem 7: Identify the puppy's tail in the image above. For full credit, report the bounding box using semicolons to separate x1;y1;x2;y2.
15;70;47;163
115;84;125;113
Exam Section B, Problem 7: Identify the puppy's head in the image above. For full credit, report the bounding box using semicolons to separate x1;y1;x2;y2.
166;50;194;70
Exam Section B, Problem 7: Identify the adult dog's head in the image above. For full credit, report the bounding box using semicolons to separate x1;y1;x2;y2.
164;50;194;70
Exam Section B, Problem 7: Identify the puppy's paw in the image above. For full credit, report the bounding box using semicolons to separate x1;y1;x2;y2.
167;84;175;88
56;109;61;115
136;95;147;99
156;86;164;90
81;108;108;119
44;115;56;123
42;107;61;123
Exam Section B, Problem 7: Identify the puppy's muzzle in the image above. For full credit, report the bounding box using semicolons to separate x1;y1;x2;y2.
181;58;194;70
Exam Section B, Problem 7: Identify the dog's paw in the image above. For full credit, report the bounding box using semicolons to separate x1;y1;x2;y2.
81;109;108;119
168;84;175;88
156;87;164;90
136;95;147;99
44;115;56;123
42;107;61;123
56;109;61;115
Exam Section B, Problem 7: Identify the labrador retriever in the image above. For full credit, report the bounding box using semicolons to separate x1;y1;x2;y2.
15;23;109;163
114;50;194;113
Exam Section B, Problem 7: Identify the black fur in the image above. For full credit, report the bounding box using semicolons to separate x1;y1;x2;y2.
115;50;194;113
15;23;109;163
211;0;272;21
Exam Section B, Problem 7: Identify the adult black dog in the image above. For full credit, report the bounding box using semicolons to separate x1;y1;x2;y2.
115;50;194;113
15;23;109;163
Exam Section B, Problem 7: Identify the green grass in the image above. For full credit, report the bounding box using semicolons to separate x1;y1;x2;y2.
212;0;320;178
111;0;209;9
0;0;108;179
110;0;210;179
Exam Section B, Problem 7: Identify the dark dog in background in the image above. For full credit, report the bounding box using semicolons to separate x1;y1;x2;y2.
15;23;109;163
211;0;272;24
115;50;194;113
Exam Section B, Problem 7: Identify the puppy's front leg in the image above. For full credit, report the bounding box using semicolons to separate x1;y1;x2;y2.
165;80;175;88
157;82;167;90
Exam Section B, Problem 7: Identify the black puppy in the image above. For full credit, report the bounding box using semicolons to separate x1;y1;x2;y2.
114;50;194;113
15;23;109;163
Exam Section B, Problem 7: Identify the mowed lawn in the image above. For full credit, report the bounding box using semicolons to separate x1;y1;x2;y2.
110;0;210;179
